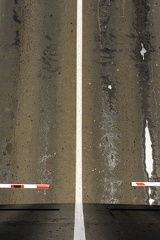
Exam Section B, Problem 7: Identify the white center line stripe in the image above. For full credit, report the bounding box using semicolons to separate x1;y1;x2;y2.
74;0;86;239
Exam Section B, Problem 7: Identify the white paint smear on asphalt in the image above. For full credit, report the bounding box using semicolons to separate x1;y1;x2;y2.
140;43;147;60
145;120;154;205
145;121;153;178
74;0;86;239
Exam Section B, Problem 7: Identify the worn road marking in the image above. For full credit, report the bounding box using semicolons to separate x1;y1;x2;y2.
132;121;154;204
140;43;147;60
145;120;154;204
145;120;153;179
74;0;86;239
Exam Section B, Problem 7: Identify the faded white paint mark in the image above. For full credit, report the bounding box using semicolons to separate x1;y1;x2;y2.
145;120;154;205
140;43;147;60
145;121;153;178
39;154;52;163
101;179;122;204
38;113;53;201
149;188;154;205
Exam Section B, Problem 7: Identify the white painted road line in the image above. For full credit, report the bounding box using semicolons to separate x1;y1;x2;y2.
0;184;50;189
131;182;160;187
74;0;86;239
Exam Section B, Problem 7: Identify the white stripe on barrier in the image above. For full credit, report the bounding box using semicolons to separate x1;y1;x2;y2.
0;184;11;188
0;184;50;189
23;184;37;189
131;182;160;187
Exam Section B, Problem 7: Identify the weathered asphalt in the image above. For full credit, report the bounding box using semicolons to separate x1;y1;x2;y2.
0;0;160;213
2;1;160;239
0;0;76;204
83;0;160;204
0;204;160;240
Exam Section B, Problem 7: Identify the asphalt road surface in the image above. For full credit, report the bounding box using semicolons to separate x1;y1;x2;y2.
0;0;76;204
1;0;160;239
83;0;160;205
0;204;160;240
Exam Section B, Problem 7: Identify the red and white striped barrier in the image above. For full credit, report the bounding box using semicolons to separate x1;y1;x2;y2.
0;184;50;189
131;182;160;187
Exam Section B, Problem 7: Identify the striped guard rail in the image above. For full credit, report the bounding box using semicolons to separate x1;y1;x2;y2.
0;184;50;189
131;182;160;187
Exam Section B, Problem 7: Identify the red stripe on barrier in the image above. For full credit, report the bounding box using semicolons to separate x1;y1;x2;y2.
37;185;50;189
136;182;145;186
11;184;24;188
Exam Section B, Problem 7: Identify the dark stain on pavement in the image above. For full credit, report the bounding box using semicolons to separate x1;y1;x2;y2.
38;35;60;80
133;0;153;117
11;30;20;46
14;0;19;4
98;3;117;113
5;143;12;155
13;10;21;24
2;140;12;157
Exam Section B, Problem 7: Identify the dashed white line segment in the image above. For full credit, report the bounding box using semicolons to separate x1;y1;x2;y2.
74;0;86;239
